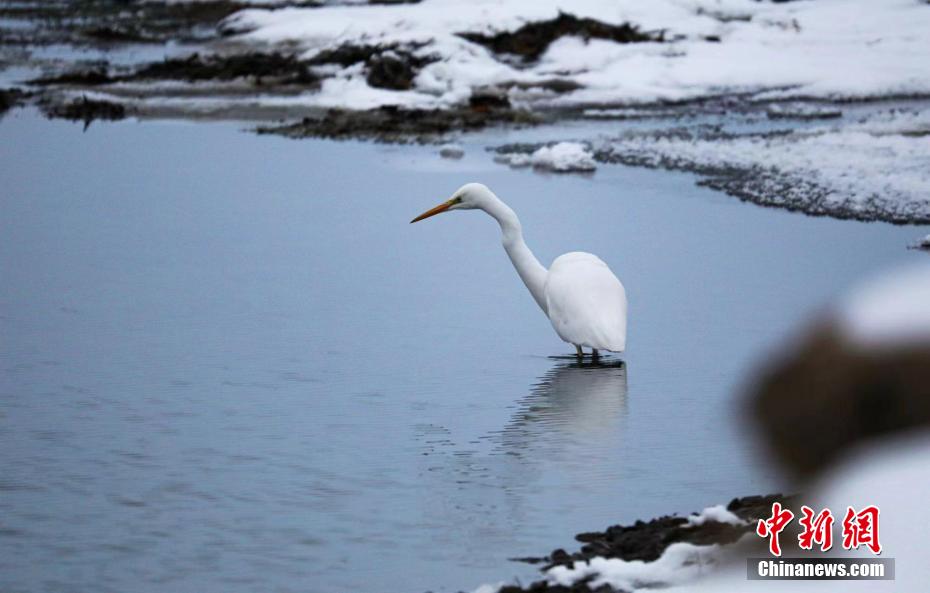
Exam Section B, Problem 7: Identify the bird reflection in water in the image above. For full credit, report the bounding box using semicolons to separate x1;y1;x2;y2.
495;357;629;461
413;358;630;560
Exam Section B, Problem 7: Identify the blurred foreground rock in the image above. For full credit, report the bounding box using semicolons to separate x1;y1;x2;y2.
750;262;930;479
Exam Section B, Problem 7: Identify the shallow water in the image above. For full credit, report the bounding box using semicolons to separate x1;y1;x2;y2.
1;110;927;593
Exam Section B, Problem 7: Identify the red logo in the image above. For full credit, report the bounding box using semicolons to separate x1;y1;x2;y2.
798;506;834;552
756;502;794;557
842;505;882;554
756;503;882;556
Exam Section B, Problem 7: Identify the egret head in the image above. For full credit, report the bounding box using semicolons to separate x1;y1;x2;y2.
410;183;495;223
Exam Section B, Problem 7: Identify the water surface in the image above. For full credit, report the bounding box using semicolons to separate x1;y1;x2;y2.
1;110;926;593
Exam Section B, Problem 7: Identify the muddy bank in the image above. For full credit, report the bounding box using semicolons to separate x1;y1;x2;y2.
459;13;664;62
0;88;27;115
39;94;128;130
30;52;319;88
497;493;795;593
0;0;351;47
257;103;540;143
0;0;241;47
25;40;449;127
24;41;538;137
30;43;438;89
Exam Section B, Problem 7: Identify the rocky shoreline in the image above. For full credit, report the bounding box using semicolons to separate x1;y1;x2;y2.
485;494;794;593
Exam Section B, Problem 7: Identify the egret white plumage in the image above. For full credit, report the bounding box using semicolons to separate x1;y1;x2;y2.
411;183;627;357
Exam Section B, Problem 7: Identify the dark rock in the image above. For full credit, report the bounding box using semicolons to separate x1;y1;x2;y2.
366;53;417;90
0;88;25;115
42;95;127;130
130;52;318;85
30;68;115;86
83;25;152;43
727;493;793;522
308;44;385;68
514;79;584;94
750;323;930;479
459;12;664;62
469;87;511;111
307;43;436;91
32;52;320;89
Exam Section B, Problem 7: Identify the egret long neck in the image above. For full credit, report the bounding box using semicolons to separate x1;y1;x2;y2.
485;198;549;314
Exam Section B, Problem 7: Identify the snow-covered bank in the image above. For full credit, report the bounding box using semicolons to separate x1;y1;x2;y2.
222;0;930;110
601;107;930;224
494;105;930;224
472;495;791;593
546;542;728;592
526;434;930;593
11;0;930;223
217;0;930;222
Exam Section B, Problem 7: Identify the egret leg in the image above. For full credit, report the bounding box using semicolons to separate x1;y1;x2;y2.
592;349;600;360
575;345;583;358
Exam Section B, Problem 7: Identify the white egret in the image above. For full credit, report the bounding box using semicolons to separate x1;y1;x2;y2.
411;183;627;357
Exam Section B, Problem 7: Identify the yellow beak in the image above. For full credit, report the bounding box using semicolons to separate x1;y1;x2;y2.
410;199;455;223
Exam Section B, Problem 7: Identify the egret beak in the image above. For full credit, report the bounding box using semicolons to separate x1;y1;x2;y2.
410;199;456;223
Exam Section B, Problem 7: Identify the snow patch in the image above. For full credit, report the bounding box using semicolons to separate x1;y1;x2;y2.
546;542;725;591
499;142;597;173
685;505;746;527
603;108;930;223
529;142;597;172
663;433;930;592
837;261;930;348
471;582;502;593
222;0;930;110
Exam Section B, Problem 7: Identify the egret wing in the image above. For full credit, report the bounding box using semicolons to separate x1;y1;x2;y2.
545;252;627;352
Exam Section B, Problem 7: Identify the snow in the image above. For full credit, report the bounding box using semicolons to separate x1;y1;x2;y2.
534;432;930;593
100;1;930;223
305;65;439;109
527;142;597;172
662;432;930;593
498;142;597;173
221;0;930;110
685;504;745;527
837;261;930;348
212;0;930;222
602;107;930;222
765;102;842;120
546;542;727;591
